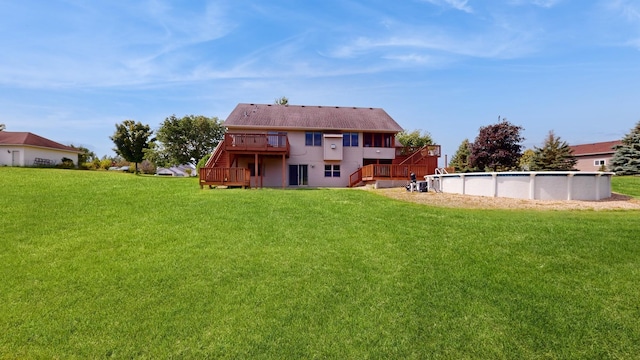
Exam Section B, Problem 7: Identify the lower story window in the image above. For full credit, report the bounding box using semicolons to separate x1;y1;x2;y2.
594;160;606;166
324;164;340;177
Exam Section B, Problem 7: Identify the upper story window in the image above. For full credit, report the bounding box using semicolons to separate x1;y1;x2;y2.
363;133;394;148
305;132;322;146
343;132;359;147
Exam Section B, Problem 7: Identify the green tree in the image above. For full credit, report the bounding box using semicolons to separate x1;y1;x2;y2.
396;129;434;148
611;120;640;175
519;149;535;171
530;131;577;171
70;144;97;165
469;119;524;172
110;120;154;174
274;96;289;105
449;139;472;172
155;115;225;166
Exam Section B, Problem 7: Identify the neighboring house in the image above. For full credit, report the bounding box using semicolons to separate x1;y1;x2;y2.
156;164;197;177
0;131;80;167
569;140;621;172
200;103;440;188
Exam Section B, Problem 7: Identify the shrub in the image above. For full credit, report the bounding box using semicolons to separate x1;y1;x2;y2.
57;157;75;169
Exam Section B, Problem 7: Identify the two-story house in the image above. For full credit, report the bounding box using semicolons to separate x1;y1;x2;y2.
199;103;440;188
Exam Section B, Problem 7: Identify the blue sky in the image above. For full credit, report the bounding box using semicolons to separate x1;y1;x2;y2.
1;0;639;163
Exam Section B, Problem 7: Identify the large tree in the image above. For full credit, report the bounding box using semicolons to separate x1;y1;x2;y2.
155;115;225;165
449;138;472;172
469;119;524;172
530;131;577;171
110;120;154;174
611;120;640;175
396;129;434;148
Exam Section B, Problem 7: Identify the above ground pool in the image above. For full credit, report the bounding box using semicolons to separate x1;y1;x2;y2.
425;171;613;201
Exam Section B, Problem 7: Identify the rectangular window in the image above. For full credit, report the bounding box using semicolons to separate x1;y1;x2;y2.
324;164;340;177
305;132;322;146
363;132;393;148
594;160;606;166
343;132;359;147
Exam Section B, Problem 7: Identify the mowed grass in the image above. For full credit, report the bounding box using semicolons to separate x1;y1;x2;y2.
1;168;639;359
612;175;640;198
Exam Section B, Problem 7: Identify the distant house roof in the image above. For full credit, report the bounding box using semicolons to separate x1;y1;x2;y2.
0;131;80;152
570;140;622;156
224;103;404;132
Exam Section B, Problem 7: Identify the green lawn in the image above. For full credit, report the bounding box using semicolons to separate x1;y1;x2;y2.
613;175;640;198
1;168;639;359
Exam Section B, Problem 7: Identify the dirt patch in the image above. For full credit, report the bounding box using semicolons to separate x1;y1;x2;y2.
371;187;640;211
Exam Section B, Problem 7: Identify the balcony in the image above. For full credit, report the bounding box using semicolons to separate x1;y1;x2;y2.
224;133;289;155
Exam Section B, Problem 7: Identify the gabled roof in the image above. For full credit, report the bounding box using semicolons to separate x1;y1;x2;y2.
570;140;622;156
0;131;80;152
224;103;404;132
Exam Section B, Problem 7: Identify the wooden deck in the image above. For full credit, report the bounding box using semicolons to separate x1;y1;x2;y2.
349;164;432;187
224;133;289;155
199;167;251;188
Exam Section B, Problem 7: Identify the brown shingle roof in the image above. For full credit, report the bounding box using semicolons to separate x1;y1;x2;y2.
570;140;622;156
224;103;404;132
0;131;80;152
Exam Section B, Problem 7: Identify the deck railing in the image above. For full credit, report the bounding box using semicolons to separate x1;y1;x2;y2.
349;167;363;187
199;167;251;188
225;133;289;153
349;164;433;187
361;164;431;180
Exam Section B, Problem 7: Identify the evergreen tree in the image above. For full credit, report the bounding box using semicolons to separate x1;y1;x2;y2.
611;120;640;175
531;131;577;171
469;119;524;171
449;139;472;172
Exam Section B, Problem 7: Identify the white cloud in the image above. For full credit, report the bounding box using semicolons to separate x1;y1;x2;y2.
607;0;640;21
421;0;473;13
507;0;563;7
0;0;237;89
327;27;537;62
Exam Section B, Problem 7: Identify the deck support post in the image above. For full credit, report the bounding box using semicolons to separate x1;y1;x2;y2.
282;154;286;189
254;153;259;189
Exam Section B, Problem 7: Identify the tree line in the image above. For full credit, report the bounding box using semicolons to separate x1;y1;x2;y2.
449;119;640;175
109;115;224;174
